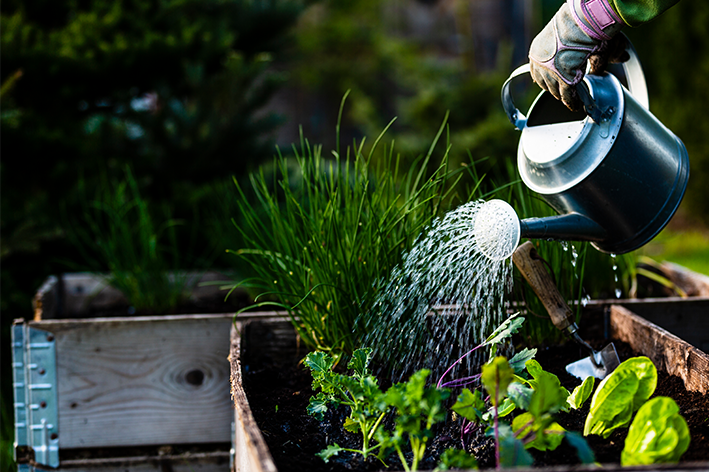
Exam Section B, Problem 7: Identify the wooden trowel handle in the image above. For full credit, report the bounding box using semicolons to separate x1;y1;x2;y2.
512;241;574;333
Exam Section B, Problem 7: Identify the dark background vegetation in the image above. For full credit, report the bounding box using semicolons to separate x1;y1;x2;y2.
2;0;707;468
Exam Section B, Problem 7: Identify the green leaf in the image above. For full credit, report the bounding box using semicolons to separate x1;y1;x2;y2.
343;416;361;433
435;448;479;471
507;381;534;411
316;443;344;463
348;348;373;379
508;348;537;374
567;376;595;410
307;393;329;421
305;351;336;378
527;363;568;416
452;388;486;423
621;396;690;466
495;424;534;467
511;412;565;452
484;313;524;347
481;357;514;407
565;431;596;464
584;357;657;438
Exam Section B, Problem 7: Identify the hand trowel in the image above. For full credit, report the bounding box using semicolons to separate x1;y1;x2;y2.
511;241;620;380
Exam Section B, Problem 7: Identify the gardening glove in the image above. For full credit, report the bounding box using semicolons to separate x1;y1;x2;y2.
529;0;628;111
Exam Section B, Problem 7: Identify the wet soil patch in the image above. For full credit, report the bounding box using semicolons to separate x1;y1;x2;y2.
243;338;709;471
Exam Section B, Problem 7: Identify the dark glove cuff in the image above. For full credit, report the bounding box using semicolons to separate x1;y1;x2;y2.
569;0;624;41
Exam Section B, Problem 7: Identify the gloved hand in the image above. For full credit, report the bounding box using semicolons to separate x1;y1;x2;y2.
529;0;628;111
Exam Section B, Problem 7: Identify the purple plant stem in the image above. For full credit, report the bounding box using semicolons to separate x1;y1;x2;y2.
494;383;500;469
437;343;484;389
439;374;481;389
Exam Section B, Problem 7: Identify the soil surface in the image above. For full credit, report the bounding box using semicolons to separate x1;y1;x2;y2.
243;338;709;471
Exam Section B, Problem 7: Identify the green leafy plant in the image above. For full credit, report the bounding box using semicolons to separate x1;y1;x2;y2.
435;448;479;471
584;356;658;438
66;167;192;313
230;95;471;355
621;396;690;466
567;375;595;410
305;348;451;470
305;348;388;464
380;370;450;471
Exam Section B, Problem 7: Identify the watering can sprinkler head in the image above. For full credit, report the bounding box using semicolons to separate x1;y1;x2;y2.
475;199;608;261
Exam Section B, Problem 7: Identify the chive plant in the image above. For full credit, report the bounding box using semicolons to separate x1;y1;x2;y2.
229;96;475;356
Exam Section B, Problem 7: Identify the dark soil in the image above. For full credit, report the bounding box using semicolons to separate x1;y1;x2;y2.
243;338;709;471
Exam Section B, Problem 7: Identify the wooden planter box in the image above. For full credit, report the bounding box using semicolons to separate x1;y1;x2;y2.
13;272;252;471
229;306;709;472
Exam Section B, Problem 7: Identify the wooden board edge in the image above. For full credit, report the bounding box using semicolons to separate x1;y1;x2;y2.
52;451;231;469
28;311;288;332
230;322;278;472
609;305;709;394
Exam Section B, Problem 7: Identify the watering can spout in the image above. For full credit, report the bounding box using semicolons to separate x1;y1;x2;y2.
520;213;607;242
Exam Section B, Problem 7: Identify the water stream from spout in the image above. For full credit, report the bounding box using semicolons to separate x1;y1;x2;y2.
359;200;517;380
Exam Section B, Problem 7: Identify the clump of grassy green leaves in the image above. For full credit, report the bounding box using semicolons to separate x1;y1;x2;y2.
66;167;191;313
305;315;690;469
229;95;479;356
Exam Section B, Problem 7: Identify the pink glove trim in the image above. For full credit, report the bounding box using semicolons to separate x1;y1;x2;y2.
568;0;623;41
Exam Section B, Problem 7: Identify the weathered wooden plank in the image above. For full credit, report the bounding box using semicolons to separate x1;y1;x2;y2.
610;305;709;394
32;451;230;472
661;261;709;297
31;314;237;448
586;297;709;352
230;322;279;472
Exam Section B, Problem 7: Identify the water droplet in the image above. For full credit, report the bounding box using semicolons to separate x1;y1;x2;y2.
615;288;622;298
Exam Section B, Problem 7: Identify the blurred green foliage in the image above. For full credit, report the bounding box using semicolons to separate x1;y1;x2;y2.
625;1;709;225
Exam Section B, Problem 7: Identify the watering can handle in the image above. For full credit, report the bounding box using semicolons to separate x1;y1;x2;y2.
511;241;576;334
501;65;604;128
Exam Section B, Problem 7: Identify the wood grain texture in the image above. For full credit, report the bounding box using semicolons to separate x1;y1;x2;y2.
610;305;709;394
31;314;235;448
512;241;574;331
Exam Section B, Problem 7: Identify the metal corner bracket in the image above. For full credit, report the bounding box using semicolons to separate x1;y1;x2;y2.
12;321;60;468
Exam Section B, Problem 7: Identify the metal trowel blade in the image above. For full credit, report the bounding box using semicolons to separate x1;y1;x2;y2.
565;343;620;380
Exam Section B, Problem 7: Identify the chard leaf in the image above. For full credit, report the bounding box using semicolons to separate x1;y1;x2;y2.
481;357;514;407
348;348;373;379
483;397;516;422
527;362;568;416
508;381;534;411
621;396;690;466
452;388;486;422
493;423;534;467
508;348;537;374
316;443;344;462
484;313;524;347
565;431;596;464
567;376;595;410
584;357;657;438
512;411;565;452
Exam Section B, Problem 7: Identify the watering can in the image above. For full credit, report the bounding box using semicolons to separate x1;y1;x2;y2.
476;37;689;261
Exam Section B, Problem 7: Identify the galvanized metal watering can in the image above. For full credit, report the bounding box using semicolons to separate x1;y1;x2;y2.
478;39;689;261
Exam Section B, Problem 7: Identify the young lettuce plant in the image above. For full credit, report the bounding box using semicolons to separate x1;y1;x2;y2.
584;356;658;438
621;396;690;466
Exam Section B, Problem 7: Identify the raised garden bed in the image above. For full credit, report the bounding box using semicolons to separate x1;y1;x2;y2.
12;270;254;472
230;306;709;471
